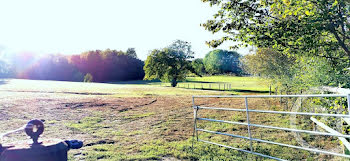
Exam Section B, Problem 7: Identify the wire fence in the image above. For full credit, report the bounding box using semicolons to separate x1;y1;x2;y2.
159;82;238;91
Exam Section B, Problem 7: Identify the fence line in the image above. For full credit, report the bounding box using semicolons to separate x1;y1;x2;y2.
192;94;350;160
160;82;234;91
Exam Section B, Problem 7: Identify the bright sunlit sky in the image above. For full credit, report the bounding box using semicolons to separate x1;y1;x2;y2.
0;0;251;60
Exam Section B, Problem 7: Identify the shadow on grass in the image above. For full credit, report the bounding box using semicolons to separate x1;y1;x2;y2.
175;86;270;94
231;89;270;94
183;80;228;83
107;79;161;85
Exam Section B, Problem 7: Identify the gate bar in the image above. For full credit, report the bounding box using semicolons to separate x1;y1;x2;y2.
198;139;286;161
197;117;350;138
193;94;346;98
197;128;350;158
197;106;350;117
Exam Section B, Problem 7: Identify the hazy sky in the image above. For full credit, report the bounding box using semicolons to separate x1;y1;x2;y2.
0;0;251;60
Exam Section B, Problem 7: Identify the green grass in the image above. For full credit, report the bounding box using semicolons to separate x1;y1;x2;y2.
2;79;233;98
123;112;155;119
156;76;270;93
4;76;267;97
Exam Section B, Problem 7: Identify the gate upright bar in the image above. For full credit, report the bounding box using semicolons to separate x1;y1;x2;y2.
245;97;253;152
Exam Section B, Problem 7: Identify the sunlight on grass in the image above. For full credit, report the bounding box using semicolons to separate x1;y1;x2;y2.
184;76;270;92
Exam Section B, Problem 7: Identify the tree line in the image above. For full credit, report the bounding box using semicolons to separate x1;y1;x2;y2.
0;43;242;84
144;40;243;87
0;48;145;82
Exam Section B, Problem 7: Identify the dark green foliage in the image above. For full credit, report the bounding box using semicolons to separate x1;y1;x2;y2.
126;48;137;59
203;49;241;75
144;40;195;87
191;58;206;75
202;0;350;89
201;0;350;60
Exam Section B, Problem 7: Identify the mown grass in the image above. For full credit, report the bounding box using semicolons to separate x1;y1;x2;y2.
156;76;270;93
1;79;233;98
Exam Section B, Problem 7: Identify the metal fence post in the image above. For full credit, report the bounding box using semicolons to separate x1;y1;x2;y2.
193;97;199;141
245;97;253;151
192;96;199;151
348;94;350;116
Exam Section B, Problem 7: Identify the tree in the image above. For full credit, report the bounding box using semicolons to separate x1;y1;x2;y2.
168;40;195;58
191;58;206;75
201;0;350;61
84;73;93;82
126;48;137;58
0;59;13;78
71;49;144;82
203;49;241;75
242;48;348;92
202;0;350;88
144;40;195;87
242;48;295;79
24;55;84;81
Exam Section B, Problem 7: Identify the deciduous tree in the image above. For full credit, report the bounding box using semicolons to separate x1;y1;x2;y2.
203;49;241;75
201;0;350;61
144;40;195;87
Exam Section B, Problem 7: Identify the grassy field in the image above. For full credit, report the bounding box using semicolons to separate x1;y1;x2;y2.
0;77;345;160
159;76;270;93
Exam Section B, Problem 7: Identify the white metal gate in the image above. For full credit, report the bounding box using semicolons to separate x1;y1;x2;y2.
192;94;350;160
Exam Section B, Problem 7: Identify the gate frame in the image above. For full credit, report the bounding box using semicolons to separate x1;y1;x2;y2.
192;94;350;160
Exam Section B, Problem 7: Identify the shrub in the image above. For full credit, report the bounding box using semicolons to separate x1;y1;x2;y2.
84;73;93;82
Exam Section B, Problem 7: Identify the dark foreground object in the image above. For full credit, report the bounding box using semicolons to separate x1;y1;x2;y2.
0;120;83;161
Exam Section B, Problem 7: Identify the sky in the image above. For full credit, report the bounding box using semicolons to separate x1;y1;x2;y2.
0;0;251;60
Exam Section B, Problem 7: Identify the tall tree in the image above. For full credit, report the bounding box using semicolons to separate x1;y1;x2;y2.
144;40;195;87
201;0;350;61
242;48;348;91
203;49;241;75
242;48;294;79
191;58;206;75
126;48;137;58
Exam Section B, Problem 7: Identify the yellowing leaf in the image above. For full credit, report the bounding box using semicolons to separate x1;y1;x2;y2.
305;10;310;15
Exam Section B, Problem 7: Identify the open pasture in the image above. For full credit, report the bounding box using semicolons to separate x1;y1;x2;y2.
0;78;344;160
